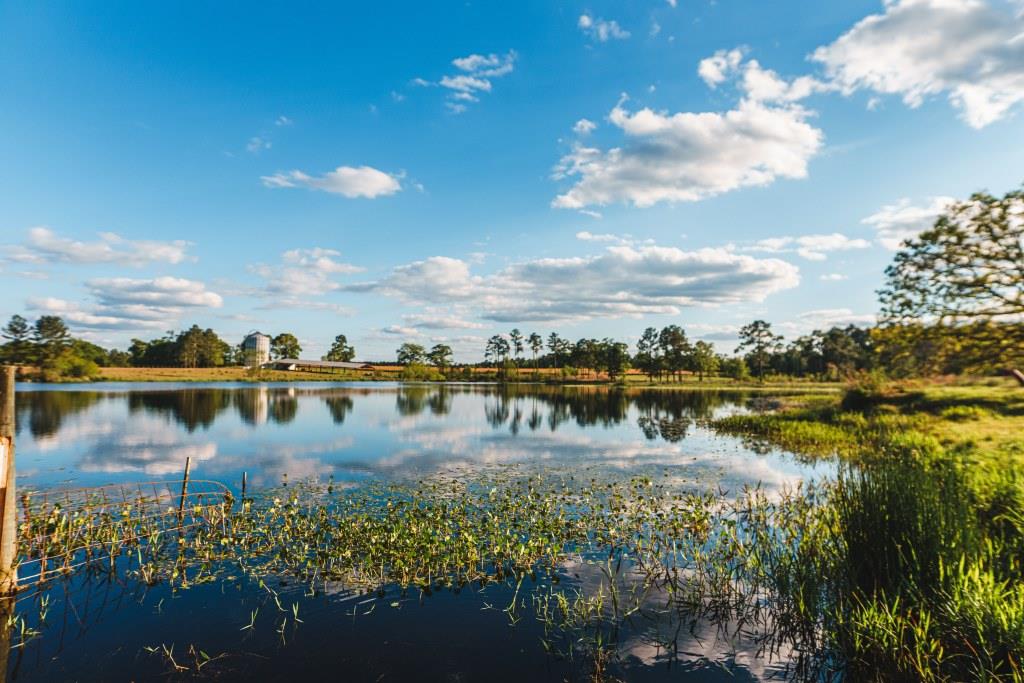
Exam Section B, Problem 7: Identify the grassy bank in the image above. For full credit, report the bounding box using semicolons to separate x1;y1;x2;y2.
712;378;1024;680
712;378;1024;462
93;365;394;383
84;365;840;391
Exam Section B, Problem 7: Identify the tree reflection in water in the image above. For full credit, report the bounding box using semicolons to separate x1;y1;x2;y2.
17;384;759;444
16;390;106;439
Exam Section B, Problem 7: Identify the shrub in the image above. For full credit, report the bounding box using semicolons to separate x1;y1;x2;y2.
399;363;444;381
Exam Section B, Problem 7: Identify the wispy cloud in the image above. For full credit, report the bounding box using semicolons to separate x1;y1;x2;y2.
402;311;486;330
744;232;870;261
261;166;403;198
6;227;194;267
246;136;271;154
414;51;517;113
578;14;631;42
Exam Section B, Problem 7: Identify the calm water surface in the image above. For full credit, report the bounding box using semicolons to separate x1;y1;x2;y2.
10;382;832;682
15;382;827;494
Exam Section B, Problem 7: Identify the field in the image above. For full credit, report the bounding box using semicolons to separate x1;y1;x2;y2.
89;365;841;391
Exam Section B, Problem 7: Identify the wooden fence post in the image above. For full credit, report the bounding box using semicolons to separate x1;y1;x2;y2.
0;367;17;595
178;456;192;517
0;367;15;683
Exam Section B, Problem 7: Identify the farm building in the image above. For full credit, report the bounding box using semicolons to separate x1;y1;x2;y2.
261;358;373;373
241;332;271;366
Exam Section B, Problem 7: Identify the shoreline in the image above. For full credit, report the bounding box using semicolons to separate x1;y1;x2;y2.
18;365;843;391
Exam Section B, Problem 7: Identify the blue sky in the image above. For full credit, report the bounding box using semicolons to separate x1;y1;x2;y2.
2;0;1023;361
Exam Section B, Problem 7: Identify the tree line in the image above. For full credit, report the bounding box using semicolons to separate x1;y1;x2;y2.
394;321;873;382
0;321;345;379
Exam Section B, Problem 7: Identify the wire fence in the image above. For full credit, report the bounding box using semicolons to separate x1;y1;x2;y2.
15;478;232;591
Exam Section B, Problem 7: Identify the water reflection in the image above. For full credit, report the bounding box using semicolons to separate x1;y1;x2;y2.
14;383;829;492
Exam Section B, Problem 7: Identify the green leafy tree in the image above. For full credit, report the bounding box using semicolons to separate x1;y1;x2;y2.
720;355;750;381
271;333;302;360
397;342;426;365
176;326;228;368
107;349;131;367
427;343;453;376
601;339;632;381
879;187;1024;373
509;329;524;362
547;332;563;366
177;325;205;368
528;333;543;369
546;332;572;369
69;339;110;367
688;340;719;381
820;326;870;376
1;314;33;364
484;335;509;365
571;338;600;378
33;315;71;368
736;320;783;380
128;339;150;366
635;327;661;380
658;325;690;381
324;334;356;362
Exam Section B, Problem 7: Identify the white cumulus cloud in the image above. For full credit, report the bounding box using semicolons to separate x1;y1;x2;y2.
248;247;363;309
87;276;224;308
552;50;830;209
345;244;799;323
552;100;822;208
573;118;597;135
812;0;1024;128
698;48;745;87
27;277;225;331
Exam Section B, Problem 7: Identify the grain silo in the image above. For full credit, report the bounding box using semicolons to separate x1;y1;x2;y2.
242;331;271;367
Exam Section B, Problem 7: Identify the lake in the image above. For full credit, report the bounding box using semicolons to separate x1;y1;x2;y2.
15;382;826;494
10;382;832;681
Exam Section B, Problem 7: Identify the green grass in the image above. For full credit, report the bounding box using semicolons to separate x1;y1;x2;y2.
87;365;845;390
710;380;1024;680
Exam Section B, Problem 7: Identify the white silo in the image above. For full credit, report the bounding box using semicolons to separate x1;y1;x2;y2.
242;331;271;366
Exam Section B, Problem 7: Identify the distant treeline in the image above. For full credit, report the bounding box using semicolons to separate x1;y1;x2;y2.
2;315;1021;383
0;320;307;379
390;322;877;382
